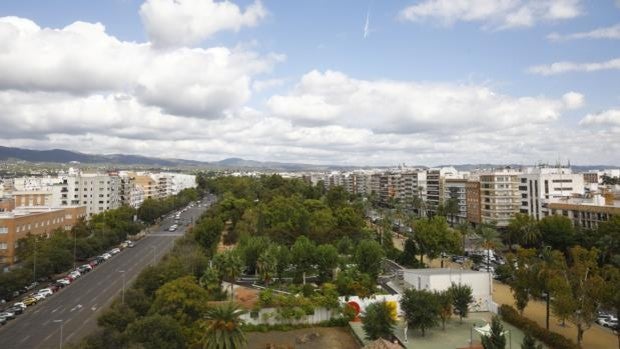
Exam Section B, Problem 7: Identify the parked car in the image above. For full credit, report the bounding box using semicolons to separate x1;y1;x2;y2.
31;293;45;301
48;284;60;293
37;288;53;298
109;248;121;255
88;259;99;268
0;310;15;320
23;282;38;293
0;316;6;325
13;302;26;310
22;297;38;306
128;241;135;248
57;278;71;286
120;242;129;249
95;256;106;264
69;271;81;279
8;306;23;315
101;253;112;260
78;264;92;273
52;282;66;290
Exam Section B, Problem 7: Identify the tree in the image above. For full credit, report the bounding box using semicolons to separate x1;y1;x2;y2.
213;250;244;300
521;332;543;349
398;237;421;268
481;315;506;349
507;249;538;315
362;301;397;340
126;314;186;349
444;197;460;226
335;267;375;298
400;288;440;336
194;217;224;255
449;283;474;323
257;246;278;286
200;265;225;299
149;276;210;327
538;215;575;252
596;215;620;266
507;213;540;248
201;302;247;349
437;290;453;330
354;239;385;281
477;224;502;272
601;265;620;349
548;246;605;346
290;236;316;284
315;244;339;283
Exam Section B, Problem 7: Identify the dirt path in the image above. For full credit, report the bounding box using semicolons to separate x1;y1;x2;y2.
246;327;360;349
492;281;617;349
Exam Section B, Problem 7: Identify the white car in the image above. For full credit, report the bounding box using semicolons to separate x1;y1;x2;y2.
13;302;26;310
31;293;45;301
57;278;71;286
109;248;121;255
69;271;81;279
37;288;53;297
101;253;112;260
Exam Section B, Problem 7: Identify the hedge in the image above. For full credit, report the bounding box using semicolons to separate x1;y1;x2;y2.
499;304;579;349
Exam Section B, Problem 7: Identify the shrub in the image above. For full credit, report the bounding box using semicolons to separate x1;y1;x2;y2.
499;305;579;349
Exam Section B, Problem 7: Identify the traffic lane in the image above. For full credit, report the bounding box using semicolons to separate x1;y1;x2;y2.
0;203;210;348
0;234;175;348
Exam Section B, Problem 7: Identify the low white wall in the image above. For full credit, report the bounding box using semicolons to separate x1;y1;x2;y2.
240;307;336;325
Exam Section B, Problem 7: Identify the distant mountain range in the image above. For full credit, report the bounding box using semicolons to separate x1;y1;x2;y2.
0;146;346;170
0;146;616;171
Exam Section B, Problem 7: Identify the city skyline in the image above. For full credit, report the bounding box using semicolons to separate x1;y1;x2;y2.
0;0;619;166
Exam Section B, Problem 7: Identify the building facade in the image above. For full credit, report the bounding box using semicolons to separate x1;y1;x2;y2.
0;206;86;269
479;169;521;227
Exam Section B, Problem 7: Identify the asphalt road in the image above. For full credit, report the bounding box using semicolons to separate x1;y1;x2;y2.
0;196;213;349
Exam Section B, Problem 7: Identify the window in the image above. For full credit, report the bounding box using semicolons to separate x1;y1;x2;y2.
0;243;7;250
0;227;8;234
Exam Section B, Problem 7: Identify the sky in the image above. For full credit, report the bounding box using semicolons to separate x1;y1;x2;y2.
0;0;619;166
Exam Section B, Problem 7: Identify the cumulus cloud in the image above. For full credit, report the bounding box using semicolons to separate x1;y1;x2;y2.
140;0;267;47
579;109;620;126
267;70;582;134
0;16;278;118
528;57;620;75
548;23;620;41
399;0;583;29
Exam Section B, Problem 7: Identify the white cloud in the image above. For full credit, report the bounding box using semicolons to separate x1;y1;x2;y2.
399;0;583;29
579;109;620;126
140;0;267;48
548;24;620;41
0;16;279;118
267;70;581;134
562;91;585;109
528;57;620;75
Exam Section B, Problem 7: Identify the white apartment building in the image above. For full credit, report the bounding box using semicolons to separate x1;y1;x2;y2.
479;168;522;227
443;179;468;224
519;166;584;221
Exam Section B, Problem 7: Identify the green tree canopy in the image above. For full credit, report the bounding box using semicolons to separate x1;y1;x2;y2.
362;301;397;341
400;288;440;336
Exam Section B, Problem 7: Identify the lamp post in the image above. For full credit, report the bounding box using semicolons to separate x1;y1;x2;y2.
118;270;126;304
73;230;77;269
53;319;64;349
33;237;37;285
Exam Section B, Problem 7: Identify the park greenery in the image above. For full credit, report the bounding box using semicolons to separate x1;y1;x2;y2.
45;173;617;349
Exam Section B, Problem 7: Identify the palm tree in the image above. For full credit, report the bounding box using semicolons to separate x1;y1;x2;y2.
257;247;277;286
214;250;244;300
477;224;502;272
202;302;247;349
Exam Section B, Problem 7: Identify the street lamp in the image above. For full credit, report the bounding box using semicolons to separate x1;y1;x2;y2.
73;230;77;269
53;319;64;349
118;270;126;304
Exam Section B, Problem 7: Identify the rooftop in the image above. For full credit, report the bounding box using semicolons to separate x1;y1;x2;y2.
402;268;488;276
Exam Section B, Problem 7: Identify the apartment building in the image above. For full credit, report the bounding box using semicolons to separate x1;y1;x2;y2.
466;180;481;225
426;170;441;214
547;192;619;230
396;171;427;206
479;169;521;227
519;166;584;221
0;206;86;269
57;173;121;217
443;179;468;225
